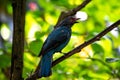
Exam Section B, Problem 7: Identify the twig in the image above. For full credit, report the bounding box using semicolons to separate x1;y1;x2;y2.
52;20;120;67
89;57;112;70
89;57;117;77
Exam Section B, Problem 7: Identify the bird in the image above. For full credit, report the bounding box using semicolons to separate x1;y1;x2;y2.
38;16;79;78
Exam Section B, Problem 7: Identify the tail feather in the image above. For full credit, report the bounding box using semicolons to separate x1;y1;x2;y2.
38;51;53;78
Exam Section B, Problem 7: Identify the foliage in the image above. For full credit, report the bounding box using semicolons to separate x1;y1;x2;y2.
0;0;120;80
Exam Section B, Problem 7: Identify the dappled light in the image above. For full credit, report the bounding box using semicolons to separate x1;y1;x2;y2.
75;11;88;21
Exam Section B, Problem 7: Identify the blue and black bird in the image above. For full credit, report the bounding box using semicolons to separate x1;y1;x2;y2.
38;16;79;78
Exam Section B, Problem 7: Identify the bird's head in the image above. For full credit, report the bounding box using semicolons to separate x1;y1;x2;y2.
59;16;80;27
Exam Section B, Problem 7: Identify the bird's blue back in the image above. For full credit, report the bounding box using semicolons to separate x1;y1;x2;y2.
40;26;71;56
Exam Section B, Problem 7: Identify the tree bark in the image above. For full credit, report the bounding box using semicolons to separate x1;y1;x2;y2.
10;0;26;80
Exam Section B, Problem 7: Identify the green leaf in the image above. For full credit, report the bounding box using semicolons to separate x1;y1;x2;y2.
29;40;43;56
0;54;10;68
91;43;104;55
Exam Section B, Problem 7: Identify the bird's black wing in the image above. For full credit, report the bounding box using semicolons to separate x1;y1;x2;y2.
38;28;70;56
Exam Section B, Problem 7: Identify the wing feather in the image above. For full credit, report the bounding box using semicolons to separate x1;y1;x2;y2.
38;28;70;56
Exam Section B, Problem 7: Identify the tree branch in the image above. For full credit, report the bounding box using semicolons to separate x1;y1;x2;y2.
52;19;120;67
55;0;91;28
10;0;26;80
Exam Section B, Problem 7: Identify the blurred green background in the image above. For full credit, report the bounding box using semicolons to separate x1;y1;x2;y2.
0;0;120;80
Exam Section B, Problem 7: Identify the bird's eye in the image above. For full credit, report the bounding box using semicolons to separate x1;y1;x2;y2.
70;18;75;22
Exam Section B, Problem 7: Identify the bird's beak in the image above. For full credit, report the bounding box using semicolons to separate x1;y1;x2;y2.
74;18;80;23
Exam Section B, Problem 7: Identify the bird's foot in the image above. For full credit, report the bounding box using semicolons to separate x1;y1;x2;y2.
59;51;67;57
